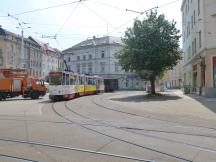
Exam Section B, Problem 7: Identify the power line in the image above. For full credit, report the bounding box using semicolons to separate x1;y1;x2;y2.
88;0;125;11
109;0;181;35
55;1;80;37
0;0;86;17
80;2;117;30
24;22;108;28
109;6;158;35
158;0;180;9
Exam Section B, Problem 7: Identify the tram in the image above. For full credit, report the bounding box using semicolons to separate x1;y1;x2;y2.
48;70;104;101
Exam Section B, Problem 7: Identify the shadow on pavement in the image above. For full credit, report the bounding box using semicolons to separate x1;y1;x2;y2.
0;98;42;102
38;100;53;104
110;94;182;103
186;94;216;114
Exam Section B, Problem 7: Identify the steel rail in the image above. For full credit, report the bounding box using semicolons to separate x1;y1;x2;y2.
91;96;216;131
0;138;153;162
64;101;216;152
52;103;193;162
0;153;38;162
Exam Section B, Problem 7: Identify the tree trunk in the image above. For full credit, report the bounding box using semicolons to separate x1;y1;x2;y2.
150;77;156;94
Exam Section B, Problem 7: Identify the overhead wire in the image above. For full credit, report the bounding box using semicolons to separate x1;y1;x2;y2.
108;0;181;35
1;0;183;49
80;1;117;30
0;0;86;17
55;1;80;37
87;0;125;11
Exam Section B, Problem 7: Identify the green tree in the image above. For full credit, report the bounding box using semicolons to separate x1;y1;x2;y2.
116;10;181;94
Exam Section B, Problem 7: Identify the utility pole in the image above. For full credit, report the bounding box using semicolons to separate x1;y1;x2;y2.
16;24;31;68
7;13;30;69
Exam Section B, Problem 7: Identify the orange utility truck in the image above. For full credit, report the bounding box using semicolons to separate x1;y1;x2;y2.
0;68;46;100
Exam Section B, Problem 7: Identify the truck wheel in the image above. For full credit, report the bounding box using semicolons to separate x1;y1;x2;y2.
30;91;40;99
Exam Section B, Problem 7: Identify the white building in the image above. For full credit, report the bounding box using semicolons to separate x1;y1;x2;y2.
63;36;146;90
181;0;216;97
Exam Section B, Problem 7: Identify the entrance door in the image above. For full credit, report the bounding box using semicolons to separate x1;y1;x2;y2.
213;57;216;87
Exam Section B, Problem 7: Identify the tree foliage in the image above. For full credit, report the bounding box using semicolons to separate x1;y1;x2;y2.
116;10;182;94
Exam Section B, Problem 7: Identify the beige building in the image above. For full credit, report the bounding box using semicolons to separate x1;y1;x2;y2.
0;27;64;78
181;0;216;97
0;27;21;69
161;61;183;89
29;37;64;78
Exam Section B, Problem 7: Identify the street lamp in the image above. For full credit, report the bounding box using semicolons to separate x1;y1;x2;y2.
16;24;31;69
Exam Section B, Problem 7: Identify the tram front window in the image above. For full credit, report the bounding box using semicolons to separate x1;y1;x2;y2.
49;73;62;85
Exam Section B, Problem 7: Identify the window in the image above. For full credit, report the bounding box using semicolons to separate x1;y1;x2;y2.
8;45;14;65
70;75;76;85
83;55;86;60
0;49;3;66
68;57;70;62
100;62;105;73
88;63;92;74
76;64;80;73
194;38;197;53
192;38;197;55
191;16;193;29
187;0;189;11
101;51;105;58
89;54;92;60
115;62;119;72
193;10;196;25
199;31;202;48
82;63;86;74
198;0;200;15
77;56;80;61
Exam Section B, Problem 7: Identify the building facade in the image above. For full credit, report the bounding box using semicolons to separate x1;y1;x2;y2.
161;61;183;89
181;0;216;97
63;36;146;90
0;27;63;79
28;37;64;79
0;27;43;77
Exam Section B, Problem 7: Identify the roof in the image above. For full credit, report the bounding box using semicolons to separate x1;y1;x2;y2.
0;27;41;48
29;37;59;53
63;36;123;53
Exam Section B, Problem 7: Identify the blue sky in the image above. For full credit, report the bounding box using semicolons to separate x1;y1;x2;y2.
0;0;182;50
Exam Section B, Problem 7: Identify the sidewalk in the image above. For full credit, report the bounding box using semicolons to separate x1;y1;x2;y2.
108;90;216;121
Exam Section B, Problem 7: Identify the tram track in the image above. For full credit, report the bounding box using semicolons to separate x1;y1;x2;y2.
91;94;216;131
64;100;216;153
65;100;216;138
52;102;195;162
0;138;153;162
0;153;38;162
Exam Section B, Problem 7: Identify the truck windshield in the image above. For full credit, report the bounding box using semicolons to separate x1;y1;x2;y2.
49;73;62;85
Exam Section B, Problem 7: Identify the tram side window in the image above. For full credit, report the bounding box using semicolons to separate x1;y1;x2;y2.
88;78;92;84
70;76;76;85
66;74;70;85
93;79;97;85
84;77;88;85
79;76;84;85
62;73;66;85
75;75;79;84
